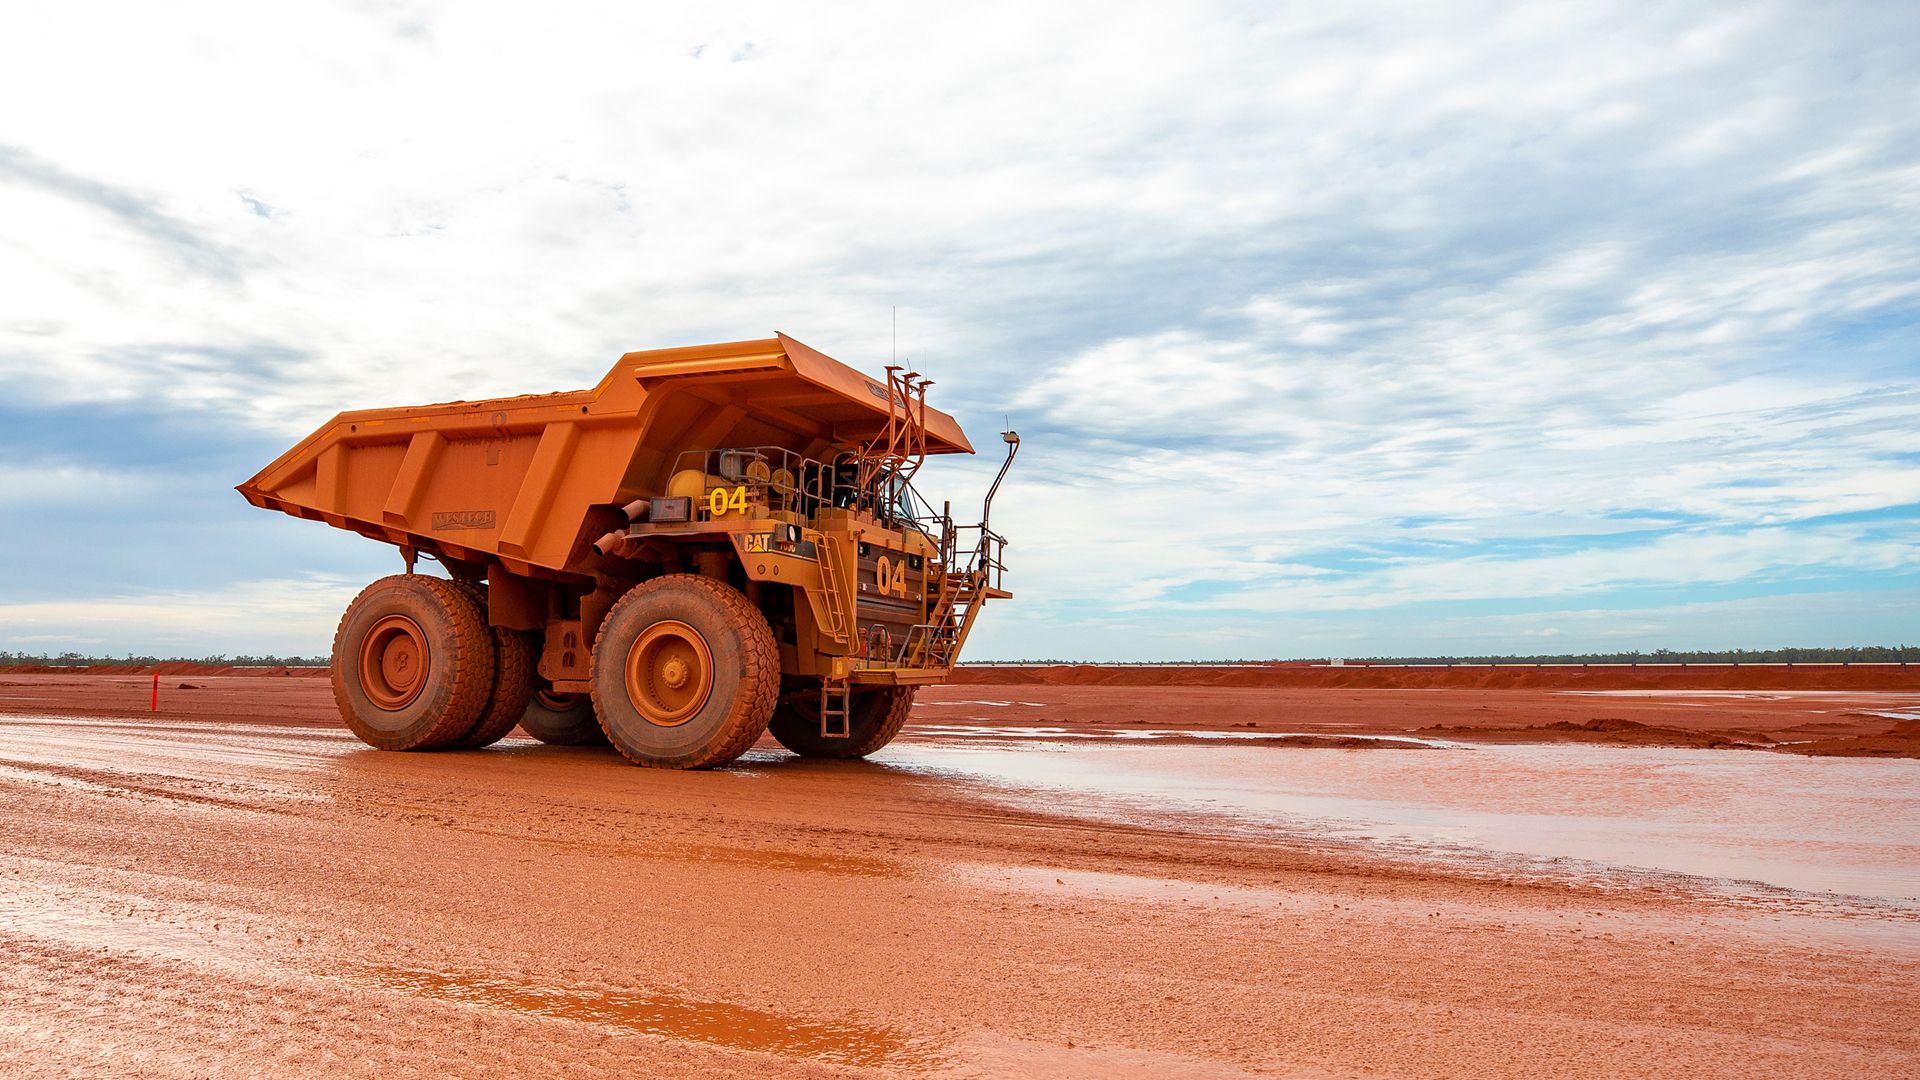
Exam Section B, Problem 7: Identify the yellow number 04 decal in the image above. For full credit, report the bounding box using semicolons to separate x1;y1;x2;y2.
707;485;749;517
874;555;909;598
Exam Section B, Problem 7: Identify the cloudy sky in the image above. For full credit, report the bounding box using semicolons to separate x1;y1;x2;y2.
2;1;1916;660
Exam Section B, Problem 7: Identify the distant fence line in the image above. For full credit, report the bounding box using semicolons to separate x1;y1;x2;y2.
7;653;1912;668
958;660;1912;668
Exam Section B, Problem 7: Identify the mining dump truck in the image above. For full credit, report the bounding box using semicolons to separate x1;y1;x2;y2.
238;334;1015;769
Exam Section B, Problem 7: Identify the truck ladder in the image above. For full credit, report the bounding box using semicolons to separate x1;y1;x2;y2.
819;678;853;738
813;538;854;644
905;568;984;670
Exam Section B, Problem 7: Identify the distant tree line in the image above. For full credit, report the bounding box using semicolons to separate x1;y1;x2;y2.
965;645;1917;665
1350;646;1918;665
8;645;1914;668
0;650;329;667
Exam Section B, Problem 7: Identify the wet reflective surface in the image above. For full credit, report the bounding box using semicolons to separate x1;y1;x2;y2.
883;737;1920;903
2;693;1918;1078
354;966;938;1069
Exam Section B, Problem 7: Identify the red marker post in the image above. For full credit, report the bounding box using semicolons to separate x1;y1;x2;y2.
151;672;158;712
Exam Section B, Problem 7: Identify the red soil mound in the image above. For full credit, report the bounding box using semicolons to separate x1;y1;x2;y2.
954;663;1919;691
1418;716;1773;750
0;663;326;677
1778;718;1920;758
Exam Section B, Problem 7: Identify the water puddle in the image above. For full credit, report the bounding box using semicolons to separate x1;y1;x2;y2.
0;757;321;815
909;724;1446;748
0;715;356;781
879;741;1920;905
0;875;273;969
0;897;229;958
433;824;903;879
941;1030;1277;1079
1557;690;1920;701
956;864;1287;908
353;965;939;1069
0;889;939;1070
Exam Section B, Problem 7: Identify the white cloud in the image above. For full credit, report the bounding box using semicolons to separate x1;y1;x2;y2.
4;2;1905;428
0;577;359;656
1206;526;1919;614
971;587;1920;662
0;459;144;506
0;1;1916;658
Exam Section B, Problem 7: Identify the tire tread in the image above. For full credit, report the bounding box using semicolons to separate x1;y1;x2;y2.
330;574;494;751
592;574;779;769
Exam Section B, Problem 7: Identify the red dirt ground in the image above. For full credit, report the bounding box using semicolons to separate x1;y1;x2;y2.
0;670;1915;1077
942;665;1920;757
5;662;1916;756
952;661;1920;691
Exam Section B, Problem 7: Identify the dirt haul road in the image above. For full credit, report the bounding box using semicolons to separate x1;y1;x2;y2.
0;675;1916;1078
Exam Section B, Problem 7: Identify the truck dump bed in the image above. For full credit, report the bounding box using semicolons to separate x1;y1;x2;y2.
238;334;972;581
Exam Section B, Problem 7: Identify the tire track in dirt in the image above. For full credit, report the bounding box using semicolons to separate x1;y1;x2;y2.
0;700;1916;1076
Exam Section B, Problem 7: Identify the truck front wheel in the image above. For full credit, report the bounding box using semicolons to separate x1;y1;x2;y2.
590;574;778;769
768;686;916;759
331;575;495;751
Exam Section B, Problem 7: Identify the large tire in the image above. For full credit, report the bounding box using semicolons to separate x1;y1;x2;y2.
331;575;495;751
519;685;606;745
441;581;538;749
452;627;538;748
590;574;778;769
769;685;917;759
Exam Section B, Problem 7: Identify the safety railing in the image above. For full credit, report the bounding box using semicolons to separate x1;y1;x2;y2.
943;523;1008;591
672;447;941;527
670;446;824;521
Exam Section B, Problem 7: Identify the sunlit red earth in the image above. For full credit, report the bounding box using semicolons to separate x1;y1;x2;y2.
0;664;1914;1077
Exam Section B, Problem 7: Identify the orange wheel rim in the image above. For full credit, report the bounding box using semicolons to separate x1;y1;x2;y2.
623;620;713;727
359;614;428;710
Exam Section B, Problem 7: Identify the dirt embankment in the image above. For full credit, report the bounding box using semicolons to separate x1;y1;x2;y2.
954;663;1920;692
0;663;326;677
6;663;1917;757
946;665;1920;758
1420;715;1920;756
1421;716;1782;751
1782;718;1920;758
9;660;1909;691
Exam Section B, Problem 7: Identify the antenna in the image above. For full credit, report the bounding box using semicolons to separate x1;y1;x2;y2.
891;306;897;365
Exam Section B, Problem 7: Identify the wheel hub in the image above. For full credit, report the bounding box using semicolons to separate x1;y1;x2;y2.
624;620;713;727
534;687;582;712
359;614;428;710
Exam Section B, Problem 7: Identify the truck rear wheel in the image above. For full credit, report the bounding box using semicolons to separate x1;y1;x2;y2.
331;575;495;751
768;686;917;759
450;626;538;748
434;580;539;749
519;685;606;745
590;574;778;769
